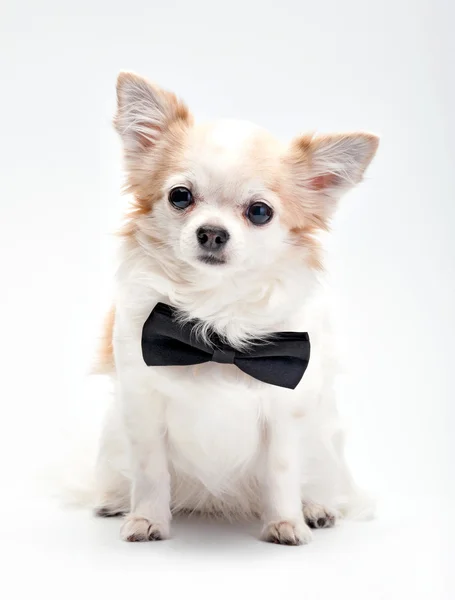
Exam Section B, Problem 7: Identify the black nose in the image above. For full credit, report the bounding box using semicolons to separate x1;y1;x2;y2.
196;226;230;251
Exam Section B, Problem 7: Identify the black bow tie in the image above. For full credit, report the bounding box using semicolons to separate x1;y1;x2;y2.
141;303;310;390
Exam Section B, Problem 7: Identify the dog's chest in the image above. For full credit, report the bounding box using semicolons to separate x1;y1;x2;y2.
153;364;268;481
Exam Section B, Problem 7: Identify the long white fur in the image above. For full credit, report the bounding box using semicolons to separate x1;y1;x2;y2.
94;73;378;545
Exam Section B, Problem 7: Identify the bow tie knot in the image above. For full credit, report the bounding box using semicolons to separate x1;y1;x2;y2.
141;303;311;390
212;346;236;365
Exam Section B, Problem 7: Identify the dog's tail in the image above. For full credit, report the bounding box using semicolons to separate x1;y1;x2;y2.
42;376;113;510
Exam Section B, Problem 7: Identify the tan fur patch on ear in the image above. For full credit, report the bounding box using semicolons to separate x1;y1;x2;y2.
277;132;379;271
280;131;379;253
114;72;192;152
290;132;379;184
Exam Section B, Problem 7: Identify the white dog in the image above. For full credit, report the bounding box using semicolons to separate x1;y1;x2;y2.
94;72;379;545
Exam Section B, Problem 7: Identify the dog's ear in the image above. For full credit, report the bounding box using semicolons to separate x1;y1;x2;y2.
285;132;379;224
114;72;191;153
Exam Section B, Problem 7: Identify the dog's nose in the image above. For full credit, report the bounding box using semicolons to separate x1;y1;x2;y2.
196;226;230;251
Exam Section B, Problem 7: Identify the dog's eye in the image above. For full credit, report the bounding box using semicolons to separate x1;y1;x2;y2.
169;187;193;210
246;202;273;225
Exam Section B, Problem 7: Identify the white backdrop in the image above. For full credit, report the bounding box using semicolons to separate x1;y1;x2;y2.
0;1;453;599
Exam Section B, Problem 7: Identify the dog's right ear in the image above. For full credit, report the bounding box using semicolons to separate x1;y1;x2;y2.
114;72;192;154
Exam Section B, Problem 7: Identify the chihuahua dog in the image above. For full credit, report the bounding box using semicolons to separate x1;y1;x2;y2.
94;72;379;545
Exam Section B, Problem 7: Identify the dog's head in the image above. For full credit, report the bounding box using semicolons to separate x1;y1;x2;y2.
115;72;378;284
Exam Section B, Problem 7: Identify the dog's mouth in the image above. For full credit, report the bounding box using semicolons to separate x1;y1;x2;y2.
197;254;227;266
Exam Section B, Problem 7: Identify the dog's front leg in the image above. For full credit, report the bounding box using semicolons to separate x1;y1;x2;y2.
261;407;312;545
119;376;171;542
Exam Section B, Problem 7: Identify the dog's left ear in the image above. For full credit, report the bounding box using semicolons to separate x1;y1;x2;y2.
285;132;379;223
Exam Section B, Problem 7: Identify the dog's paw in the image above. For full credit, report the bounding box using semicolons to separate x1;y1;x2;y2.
261;520;313;546
303;503;336;529
120;515;169;542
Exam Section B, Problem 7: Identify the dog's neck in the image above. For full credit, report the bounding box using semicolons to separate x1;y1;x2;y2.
119;234;320;346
